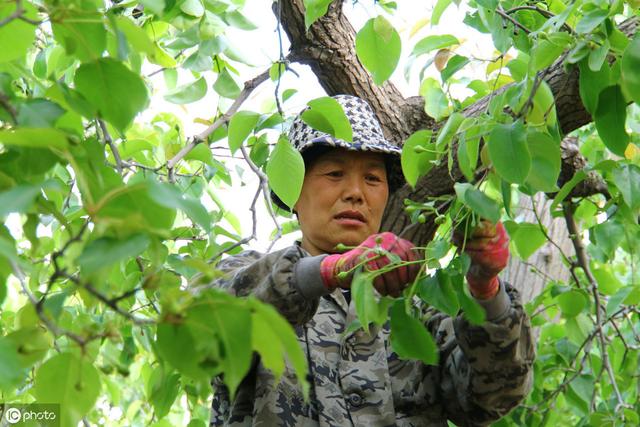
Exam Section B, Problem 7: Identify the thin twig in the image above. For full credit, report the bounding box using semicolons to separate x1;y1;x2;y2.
496;7;531;34
166;65;276;177
504;5;575;34
239;145;283;251
0;0;41;27
99;120;123;174
563;202;631;413
9;259;90;347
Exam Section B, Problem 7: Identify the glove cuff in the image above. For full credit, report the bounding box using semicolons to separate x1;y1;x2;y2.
467;275;500;300
320;254;342;291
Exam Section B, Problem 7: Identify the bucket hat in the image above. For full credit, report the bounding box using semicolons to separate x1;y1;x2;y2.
288;94;401;155
272;94;403;211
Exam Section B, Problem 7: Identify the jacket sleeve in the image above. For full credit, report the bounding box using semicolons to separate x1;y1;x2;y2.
427;280;535;426
205;246;330;326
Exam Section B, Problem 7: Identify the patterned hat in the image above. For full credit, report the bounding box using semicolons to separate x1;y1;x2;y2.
271;95;403;211
288;94;401;155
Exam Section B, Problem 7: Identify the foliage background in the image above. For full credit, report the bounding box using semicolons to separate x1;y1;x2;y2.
0;0;639;426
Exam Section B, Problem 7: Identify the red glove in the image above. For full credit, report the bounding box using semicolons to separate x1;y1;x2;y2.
320;232;420;297
453;221;510;299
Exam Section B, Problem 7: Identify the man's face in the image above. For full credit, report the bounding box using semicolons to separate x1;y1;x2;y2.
294;149;389;256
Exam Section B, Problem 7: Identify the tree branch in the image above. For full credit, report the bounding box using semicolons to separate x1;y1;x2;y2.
562;202;631;413
165;65;274;177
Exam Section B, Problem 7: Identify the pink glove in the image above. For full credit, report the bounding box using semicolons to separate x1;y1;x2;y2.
454;221;510;299
320;232;420;297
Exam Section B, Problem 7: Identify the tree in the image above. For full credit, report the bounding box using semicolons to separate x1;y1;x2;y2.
0;0;638;426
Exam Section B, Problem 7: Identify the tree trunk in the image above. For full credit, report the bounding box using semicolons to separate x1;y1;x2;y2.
502;193;573;302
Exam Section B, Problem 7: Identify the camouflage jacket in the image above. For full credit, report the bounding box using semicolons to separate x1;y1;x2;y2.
209;245;534;427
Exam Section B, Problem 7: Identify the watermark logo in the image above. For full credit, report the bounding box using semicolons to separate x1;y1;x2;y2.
0;404;60;427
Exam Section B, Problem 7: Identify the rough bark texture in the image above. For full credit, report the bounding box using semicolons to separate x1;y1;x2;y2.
276;0;637;300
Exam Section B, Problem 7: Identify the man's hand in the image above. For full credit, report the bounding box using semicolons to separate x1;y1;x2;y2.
453;220;510;299
320;232;420;297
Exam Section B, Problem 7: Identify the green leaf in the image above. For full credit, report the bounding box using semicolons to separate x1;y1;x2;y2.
524;80;557;126
156;323;206;378
525;130;561;192
52;11;106;62
355;16;401;85
140;0;166;15
579;59;610;115
488;121;531;185
75;58;149;131
594;85;629;156
401;130;435;188
228;110;260;154
181;0;204;17
352;271;378;333
435;112;464;152
186;297;252;397
224;10;258;30
432;0;453;25
550;170;586;213
184;143;214;165
420;78;449;120
266;137;305;210
148;368;180;419
148;180;211;231
0;1;37;63
612;163;640;212
588;40;609;72
417;272;459;317
0;337;25;392
77;234;150;274
164;77;207;104
557;290;587;318
591;219;625;260
440;55;469;83
411;34;459;57
592;265;623;296
575;8;609;34
621;35;640;105
454;282;486;325
390;300;438;365
0;128;69;150
17;99;65;128
454;183;501;224
251;310;285;379
213;69;241;99
116;16;155;55
301;97;353;142
0;185;41;217
530;32;572;72
34;353;101;427
504;221;547;260
249;299;309;399
303;0;332;28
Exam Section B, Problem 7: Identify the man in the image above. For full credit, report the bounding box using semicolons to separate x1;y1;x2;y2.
210;95;534;426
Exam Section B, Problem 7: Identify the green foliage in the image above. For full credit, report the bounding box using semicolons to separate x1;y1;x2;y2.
266;136;304;210
301;96;353;142
400;129;435;188
355;16;401;85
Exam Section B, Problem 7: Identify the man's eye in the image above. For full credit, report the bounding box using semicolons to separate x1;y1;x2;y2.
326;171;343;177
366;174;383;182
